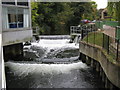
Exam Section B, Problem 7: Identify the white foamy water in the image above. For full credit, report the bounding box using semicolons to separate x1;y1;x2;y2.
31;39;79;52
6;36;83;77
5;61;88;77
23;36;79;60
6;36;104;88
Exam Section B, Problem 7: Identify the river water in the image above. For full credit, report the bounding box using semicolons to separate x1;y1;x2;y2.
5;35;104;88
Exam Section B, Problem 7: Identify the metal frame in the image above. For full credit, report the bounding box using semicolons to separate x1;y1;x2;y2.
2;0;31;31
70;26;81;35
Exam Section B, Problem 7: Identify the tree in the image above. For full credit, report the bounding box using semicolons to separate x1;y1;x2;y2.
31;2;97;35
107;2;120;25
31;2;39;27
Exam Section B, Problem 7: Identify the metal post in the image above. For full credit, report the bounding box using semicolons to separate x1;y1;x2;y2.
115;26;117;41
86;26;88;43
81;26;83;40
94;29;95;45
94;25;97;45
116;39;119;61
107;36;109;54
99;20;100;29
103;33;104;49
91;24;93;32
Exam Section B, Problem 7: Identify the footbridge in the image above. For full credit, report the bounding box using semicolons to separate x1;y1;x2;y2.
70;23;96;40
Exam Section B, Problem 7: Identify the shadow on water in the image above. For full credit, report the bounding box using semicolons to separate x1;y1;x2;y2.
5;35;104;88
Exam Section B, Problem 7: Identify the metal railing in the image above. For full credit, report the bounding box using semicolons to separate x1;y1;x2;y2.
70;24;96;38
103;33;120;61
32;26;39;36
82;24;120;61
95;21;119;29
116;26;120;40
70;26;82;35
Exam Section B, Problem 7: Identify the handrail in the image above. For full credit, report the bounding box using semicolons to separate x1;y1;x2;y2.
70;24;96;36
70;26;81;35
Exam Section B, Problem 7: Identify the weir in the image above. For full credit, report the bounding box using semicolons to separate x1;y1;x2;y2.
3;24;118;89
5;35;104;88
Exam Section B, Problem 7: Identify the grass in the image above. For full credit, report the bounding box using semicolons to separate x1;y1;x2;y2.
83;32;103;47
82;31;119;64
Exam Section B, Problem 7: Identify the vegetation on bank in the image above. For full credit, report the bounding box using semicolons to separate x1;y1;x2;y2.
31;1;120;35
31;2;98;35
107;2;120;25
83;32;103;47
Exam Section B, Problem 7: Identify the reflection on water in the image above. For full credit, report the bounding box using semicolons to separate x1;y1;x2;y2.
5;35;104;88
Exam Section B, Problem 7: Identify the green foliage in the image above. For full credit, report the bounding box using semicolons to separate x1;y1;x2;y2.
107;2;120;25
31;2;97;35
83;32;103;47
31;2;39;26
81;2;98;20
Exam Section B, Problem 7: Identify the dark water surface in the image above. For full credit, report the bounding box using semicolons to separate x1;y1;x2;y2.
5;36;104;88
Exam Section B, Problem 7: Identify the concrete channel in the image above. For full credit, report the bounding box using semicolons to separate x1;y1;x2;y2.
79;41;120;89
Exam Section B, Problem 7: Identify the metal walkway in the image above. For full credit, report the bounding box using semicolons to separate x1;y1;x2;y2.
70;26;81;36
70;24;96;39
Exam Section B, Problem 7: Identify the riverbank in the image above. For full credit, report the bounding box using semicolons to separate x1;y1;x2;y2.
79;31;120;88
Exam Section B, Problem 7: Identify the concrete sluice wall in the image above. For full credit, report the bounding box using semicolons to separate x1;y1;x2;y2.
39;35;71;39
79;41;120;88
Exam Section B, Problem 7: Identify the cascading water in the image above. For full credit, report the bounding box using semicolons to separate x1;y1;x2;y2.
5;35;104;88
73;35;81;45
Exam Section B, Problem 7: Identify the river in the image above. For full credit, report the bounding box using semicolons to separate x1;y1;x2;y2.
5;35;104;88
